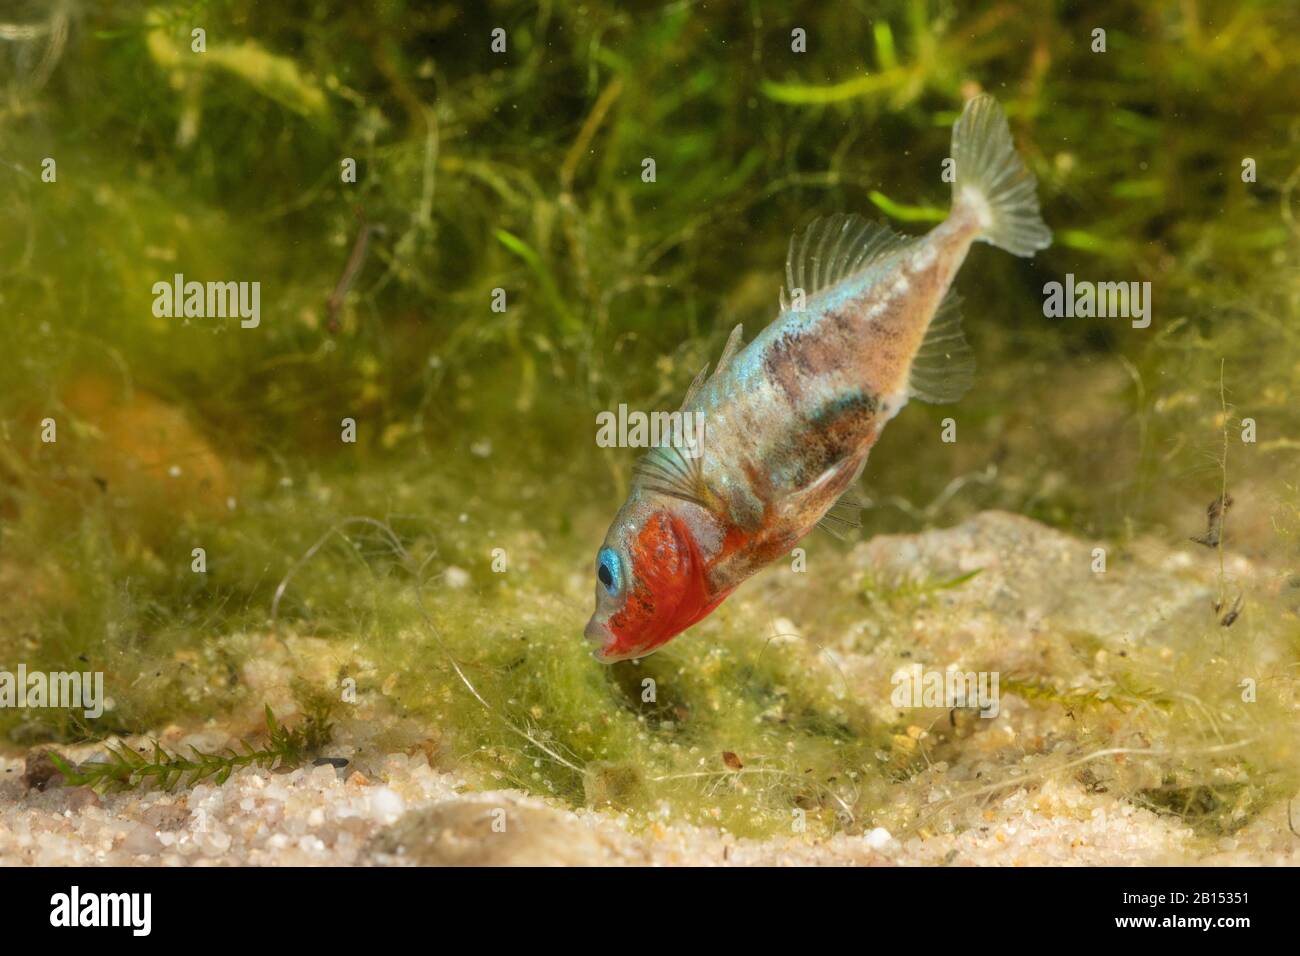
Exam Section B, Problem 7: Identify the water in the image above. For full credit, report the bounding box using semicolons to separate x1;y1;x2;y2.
1;0;1297;851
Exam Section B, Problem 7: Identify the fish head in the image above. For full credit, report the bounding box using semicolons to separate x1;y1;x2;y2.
584;500;723;662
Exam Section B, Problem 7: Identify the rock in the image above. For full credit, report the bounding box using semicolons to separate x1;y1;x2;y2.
366;799;629;866
67;786;100;811
367;786;405;824
120;823;162;855
818;510;1226;707
22;748;65;791
864;827;894;849
854;510;1212;655
141;801;191;831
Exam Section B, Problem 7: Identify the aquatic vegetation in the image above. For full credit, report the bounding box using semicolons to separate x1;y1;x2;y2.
48;702;334;792
1;0;1298;853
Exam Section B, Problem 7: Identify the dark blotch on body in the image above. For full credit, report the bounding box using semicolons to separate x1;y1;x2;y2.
792;389;877;486
763;303;862;406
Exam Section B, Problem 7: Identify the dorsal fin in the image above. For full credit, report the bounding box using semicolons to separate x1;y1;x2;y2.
712;323;745;379
781;213;913;310
679;363;710;410
681;323;745;410
908;289;975;404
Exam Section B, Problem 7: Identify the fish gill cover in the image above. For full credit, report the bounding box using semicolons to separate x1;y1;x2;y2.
0;0;1297;864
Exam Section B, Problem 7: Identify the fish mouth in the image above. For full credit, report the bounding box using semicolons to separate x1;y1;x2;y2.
584;618;616;659
585;618;649;663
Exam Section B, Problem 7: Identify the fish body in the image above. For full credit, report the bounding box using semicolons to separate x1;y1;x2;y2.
586;95;1051;662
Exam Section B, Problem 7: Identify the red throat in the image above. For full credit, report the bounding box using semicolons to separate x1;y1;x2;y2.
606;511;732;658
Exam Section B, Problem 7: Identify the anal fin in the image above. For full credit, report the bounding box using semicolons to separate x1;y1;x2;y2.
908;289;975;404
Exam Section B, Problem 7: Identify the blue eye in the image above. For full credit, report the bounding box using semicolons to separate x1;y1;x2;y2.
597;547;621;595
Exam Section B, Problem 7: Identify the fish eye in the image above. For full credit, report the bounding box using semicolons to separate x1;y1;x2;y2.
597;547;621;595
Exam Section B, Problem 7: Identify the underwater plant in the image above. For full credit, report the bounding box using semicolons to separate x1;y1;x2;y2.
47;703;334;793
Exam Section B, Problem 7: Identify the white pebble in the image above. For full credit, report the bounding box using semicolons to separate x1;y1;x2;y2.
368;787;404;824
864;827;894;849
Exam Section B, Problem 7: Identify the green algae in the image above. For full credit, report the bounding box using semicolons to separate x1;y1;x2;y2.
1;0;1299;846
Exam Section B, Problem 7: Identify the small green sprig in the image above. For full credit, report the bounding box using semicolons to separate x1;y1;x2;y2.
1001;675;1176;714
48;704;333;793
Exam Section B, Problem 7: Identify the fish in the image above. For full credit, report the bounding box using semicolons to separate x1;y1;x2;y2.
585;94;1051;663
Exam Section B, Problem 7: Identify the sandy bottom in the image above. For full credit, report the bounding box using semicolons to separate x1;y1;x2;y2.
4;512;1296;866
4;745;1295;866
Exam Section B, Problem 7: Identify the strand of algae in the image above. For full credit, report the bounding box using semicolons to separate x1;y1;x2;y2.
270;515;586;775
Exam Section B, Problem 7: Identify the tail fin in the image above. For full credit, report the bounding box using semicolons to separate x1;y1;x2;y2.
951;94;1051;257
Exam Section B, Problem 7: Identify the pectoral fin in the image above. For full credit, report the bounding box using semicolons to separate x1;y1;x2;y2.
634;444;718;512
